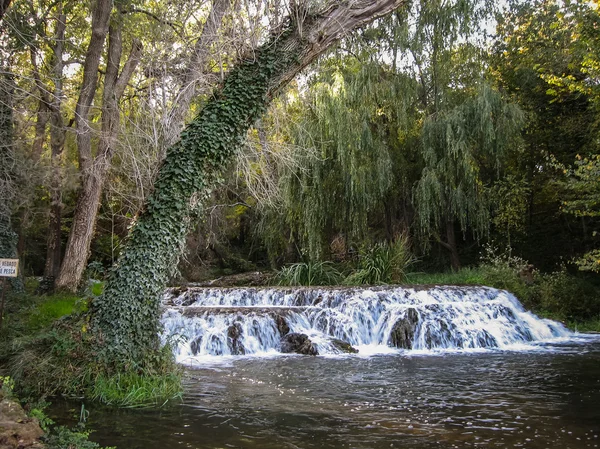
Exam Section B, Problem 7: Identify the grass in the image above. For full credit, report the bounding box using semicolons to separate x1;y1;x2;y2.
405;268;487;286
90;371;183;408
567;319;600;333
0;280;182;409
27;294;85;330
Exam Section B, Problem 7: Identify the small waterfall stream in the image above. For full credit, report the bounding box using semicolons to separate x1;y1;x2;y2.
161;285;570;360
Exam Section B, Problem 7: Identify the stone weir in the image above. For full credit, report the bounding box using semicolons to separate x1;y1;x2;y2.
160;285;571;359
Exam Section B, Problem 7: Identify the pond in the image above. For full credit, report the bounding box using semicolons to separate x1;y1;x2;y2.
51;336;600;449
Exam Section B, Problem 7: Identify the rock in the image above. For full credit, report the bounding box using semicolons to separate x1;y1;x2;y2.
280;333;318;356
227;322;245;355
190;336;203;355
274;315;290;336
389;308;419;349
0;392;44;449
330;338;358;353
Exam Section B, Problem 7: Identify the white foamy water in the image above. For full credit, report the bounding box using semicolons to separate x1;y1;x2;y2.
160;286;572;361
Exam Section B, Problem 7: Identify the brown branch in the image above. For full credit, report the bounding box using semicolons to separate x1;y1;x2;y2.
124;7;183;38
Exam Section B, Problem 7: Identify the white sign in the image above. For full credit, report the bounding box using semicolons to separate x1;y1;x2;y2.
0;259;19;277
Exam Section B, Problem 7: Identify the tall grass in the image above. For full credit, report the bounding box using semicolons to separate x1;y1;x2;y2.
276;261;343;286
90;371;182;408
345;236;416;285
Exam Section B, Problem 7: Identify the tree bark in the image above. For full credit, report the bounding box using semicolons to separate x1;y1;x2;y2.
444;219;461;271
162;0;231;147
93;0;406;364
43;9;67;285
56;4;142;292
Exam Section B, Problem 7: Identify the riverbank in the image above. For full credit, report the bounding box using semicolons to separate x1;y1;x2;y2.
0;380;44;449
1;268;598;408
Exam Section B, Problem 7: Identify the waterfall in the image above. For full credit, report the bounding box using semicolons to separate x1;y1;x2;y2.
161;286;571;360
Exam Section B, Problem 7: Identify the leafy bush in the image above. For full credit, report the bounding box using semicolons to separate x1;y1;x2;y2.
45;426;114;449
345;236;415;285
1;287;182;407
276;261;343;286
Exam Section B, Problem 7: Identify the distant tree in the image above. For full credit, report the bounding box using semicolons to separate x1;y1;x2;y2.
493;0;600;267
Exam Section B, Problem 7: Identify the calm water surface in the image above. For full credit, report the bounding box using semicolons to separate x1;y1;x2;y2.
51;337;600;449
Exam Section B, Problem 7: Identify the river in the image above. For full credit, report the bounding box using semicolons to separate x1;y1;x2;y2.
51;336;600;449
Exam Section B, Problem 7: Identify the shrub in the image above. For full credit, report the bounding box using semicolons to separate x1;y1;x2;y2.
345;236;415;285
276;261;343;286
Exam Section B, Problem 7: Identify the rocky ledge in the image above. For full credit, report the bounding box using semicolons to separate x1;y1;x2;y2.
0;389;44;449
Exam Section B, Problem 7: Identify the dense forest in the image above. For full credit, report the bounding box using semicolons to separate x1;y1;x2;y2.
1;0;599;288
1;0;600;428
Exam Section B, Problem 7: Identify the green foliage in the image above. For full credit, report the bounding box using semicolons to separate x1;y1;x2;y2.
0;287;181;407
45;426;115;449
414;84;524;245
93;23;304;365
275;62;415;261
276;261;342;287
27;400;54;432
344;237;415;285
90;371;182;408
491;0;600;269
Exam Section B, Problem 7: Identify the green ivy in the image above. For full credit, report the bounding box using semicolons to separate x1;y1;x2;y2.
92;26;302;365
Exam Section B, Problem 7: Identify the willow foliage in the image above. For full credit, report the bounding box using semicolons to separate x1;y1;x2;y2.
414;84;524;244
276;62;417;261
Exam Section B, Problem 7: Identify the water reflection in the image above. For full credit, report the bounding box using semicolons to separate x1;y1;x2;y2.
51;337;600;448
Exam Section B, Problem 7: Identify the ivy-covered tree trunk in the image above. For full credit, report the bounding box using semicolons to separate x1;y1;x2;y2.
92;0;405;364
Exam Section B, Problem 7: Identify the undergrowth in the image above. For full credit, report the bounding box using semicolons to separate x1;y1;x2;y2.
0;281;182;408
277;237;416;286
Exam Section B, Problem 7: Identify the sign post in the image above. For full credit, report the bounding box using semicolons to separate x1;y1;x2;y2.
0;258;19;332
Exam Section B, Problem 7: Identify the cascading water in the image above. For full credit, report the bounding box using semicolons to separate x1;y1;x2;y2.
161;285;571;360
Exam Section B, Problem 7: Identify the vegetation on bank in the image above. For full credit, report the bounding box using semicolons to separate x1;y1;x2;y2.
0;280;182;409
1;375;114;449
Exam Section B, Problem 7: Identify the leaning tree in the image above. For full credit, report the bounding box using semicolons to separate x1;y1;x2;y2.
91;0;405;364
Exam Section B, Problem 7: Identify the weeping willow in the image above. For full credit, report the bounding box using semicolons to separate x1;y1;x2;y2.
273;62;417;261
414;84;524;246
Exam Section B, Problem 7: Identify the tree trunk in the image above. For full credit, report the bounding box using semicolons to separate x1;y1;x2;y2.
93;0;406;364
43;9;67;286
445;219;461;271
162;0;231;147
56;5;142;292
54;0;112;291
